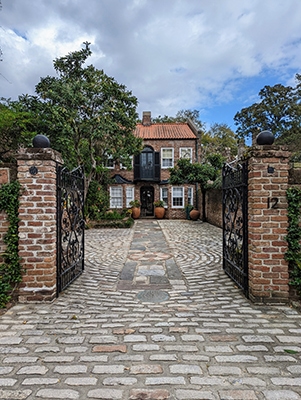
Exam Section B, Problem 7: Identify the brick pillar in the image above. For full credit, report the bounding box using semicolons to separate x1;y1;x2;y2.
16;148;63;302
248;145;291;303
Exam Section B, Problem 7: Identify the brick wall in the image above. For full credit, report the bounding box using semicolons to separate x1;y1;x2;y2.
113;181;197;219
204;188;223;228
16;148;63;303
113;138;198;182
248;146;291;304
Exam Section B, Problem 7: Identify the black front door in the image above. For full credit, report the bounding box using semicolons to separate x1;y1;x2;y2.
140;186;154;217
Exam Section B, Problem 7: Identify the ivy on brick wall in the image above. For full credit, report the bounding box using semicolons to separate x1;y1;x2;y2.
0;180;22;308
285;187;301;296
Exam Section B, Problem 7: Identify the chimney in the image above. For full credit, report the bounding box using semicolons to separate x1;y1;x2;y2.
142;111;151;126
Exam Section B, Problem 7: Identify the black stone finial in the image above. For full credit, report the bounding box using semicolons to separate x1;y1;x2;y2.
32;134;51;148
256;130;275;145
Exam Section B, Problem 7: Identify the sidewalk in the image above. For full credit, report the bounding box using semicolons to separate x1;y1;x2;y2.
0;220;301;399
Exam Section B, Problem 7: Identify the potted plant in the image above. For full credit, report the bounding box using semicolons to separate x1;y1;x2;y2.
189;208;200;221
129;200;141;219
153;200;165;219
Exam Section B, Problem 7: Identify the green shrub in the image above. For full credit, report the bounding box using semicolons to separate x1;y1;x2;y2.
0;181;22;308
285;187;301;297
85;180;110;220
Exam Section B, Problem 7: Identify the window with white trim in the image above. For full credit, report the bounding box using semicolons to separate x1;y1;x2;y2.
180;147;193;162
120;156;133;170
126;187;134;208
104;155;114;169
161;148;174;168
172;187;184;208
187;187;193;206
110;186;123;208
160;187;168;207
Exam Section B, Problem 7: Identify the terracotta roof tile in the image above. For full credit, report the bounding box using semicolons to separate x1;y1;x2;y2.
134;123;197;140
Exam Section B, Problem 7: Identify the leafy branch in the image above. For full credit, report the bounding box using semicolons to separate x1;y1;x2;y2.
0;180;22;308
285;187;301;296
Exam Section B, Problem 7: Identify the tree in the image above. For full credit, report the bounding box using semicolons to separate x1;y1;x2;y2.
0;102;35;161
203;123;238;158
234;78;301;151
152;110;237;158
174;109;205;131
169;154;225;221
16;42;142;194
152;109;205;131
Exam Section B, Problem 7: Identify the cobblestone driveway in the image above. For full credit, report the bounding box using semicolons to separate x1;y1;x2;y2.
0;220;301;399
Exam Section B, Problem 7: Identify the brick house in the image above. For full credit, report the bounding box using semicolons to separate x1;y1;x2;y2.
108;112;201;219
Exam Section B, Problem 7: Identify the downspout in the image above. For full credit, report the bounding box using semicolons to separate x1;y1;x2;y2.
202;189;206;222
195;129;202;213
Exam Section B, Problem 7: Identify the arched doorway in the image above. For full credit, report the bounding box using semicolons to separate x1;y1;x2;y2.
140;186;154;217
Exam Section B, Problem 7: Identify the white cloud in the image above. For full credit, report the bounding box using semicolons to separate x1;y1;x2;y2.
1;0;301;124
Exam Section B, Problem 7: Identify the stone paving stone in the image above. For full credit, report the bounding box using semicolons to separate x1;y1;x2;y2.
0;366;13;374
215;355;258;362
145;376;186;385
190;376;227;385
218;390;259;399
0;378;17;386
1;221;301;399
170;364;202;374
271;377;301;385
0;389;32;399
87;388;123;399
65;377;98;385
0;337;22;345
130;364;163;374
36;389;80;399
92;345;127;353
53;365;87;374
132;344;160;351
89;335;118;343
247;366;280;375
129;389;170;399
208;366;241;375
263;390;301;399
17;366;48;375
175;389;216;399
124;334;147;342
3;356;38;363
103;377;137;385
22;377;59;385
92;365;125;374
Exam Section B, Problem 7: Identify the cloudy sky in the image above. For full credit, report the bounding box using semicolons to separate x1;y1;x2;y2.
1;0;301;131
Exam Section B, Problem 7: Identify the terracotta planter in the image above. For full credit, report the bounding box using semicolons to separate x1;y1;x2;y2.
131;207;141;219
190;209;200;221
154;207;165;219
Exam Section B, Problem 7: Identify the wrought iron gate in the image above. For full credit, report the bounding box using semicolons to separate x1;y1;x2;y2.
222;160;248;296
57;166;85;295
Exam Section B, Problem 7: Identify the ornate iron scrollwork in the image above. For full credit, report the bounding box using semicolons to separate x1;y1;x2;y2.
222;161;248;296
57;166;85;294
